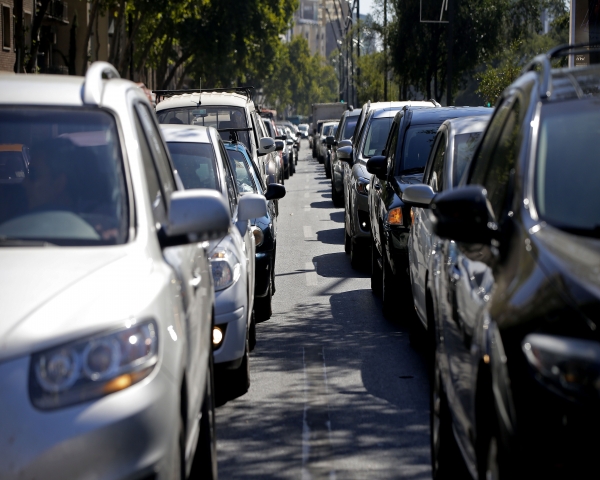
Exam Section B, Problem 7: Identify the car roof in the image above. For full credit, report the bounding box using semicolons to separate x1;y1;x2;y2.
368;100;436;110
156;91;251;112
444;114;492;136
159;124;212;144
406;106;491;125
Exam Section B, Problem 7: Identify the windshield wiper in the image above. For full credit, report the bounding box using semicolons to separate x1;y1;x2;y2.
0;236;56;247
399;167;425;176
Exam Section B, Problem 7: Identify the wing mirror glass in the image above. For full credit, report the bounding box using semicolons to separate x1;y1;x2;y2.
366;155;387;180
258;137;276;156
265;182;286;201
402;184;435;208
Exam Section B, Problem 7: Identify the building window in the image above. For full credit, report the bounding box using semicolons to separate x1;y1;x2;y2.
2;5;10;50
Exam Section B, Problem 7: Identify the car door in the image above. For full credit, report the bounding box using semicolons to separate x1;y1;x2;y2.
132;101;210;449
439;94;521;460
411;128;447;326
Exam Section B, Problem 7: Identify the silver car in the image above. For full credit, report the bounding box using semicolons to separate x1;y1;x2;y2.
160;124;267;402
0;63;228;480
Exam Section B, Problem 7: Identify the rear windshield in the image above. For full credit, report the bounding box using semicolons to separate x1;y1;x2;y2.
362;117;393;158
0;108;128;246
343;117;358;140
227;149;256;193
157;106;250;151
401;124;440;172
166;142;219;190
535;101;600;235
453;132;482;185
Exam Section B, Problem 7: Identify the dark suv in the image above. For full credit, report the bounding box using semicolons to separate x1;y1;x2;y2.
403;44;600;479
367;106;489;317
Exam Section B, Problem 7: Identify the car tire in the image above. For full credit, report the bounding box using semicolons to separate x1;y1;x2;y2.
371;238;383;297
249;309;257;352
350;238;367;271
255;275;273;322
332;183;344;208
382;250;398;320
190;354;218;480
325;157;332;179
226;335;250;400
284;166;290;180
431;359;468;480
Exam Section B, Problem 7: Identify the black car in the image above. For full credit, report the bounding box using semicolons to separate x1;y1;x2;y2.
403;45;600;479
329;109;360;207
225;141;285;322
367;106;489;318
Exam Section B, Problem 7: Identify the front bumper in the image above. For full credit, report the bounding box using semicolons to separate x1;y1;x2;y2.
385;225;410;276
214;279;247;365
351;190;371;242
0;355;178;480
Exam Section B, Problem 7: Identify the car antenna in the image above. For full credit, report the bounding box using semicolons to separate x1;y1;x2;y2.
197;78;202;106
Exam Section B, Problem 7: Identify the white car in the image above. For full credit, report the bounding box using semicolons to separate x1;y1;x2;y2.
155;89;279;189
160;124;267;401
0;63;228;480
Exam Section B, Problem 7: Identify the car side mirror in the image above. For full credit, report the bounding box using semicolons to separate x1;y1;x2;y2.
337;139;352;148
325;136;336;146
286;138;294;145
366;155;387;180
166;190;230;243
274;139;284;151
239;193;268;222
265;182;286;201
431;185;495;244
258;137;276;156
402;184;435;208
337;145;353;163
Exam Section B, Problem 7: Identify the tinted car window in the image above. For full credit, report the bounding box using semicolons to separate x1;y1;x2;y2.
343;117;358;140
363;117;393;158
166;142;219;190
536;101;600;232
157;106;250;150
429;133;446;192
453;132;482;186
0;108;128;245
401;124;439;172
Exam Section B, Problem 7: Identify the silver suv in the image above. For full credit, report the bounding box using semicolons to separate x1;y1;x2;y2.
0;62;225;480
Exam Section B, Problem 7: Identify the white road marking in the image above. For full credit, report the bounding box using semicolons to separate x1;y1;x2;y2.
303;226;313;238
304;205;310;211
305;261;318;286
305;184;309;189
304;192;309;198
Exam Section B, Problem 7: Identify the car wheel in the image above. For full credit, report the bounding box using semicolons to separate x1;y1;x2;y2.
255;275;273;322
382;251;398;320
249;309;257;352
332;182;344;208
284;166;290;180
226;335;250;400
190;353;218;479
350;238;367;271
371;237;382;297
431;359;467;480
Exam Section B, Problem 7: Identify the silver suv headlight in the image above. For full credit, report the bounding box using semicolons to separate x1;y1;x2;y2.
30;320;158;410
210;248;241;291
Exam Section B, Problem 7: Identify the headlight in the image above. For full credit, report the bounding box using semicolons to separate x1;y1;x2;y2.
356;177;370;195
251;226;264;247
523;333;600;401
387;207;403;226
210;248;241;291
30;320;158;410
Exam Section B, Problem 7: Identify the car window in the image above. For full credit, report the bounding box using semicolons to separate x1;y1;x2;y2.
165;142;219;190
480;99;521;220
385;121;400;175
535;100;600;233
135;103;175;198
0;108;129;246
401;123;440;172
428;133;446;192
217;140;238;216
343;117;358;140
227;149;257;193
231;146;266;192
362;117;394;158
453;132;482;186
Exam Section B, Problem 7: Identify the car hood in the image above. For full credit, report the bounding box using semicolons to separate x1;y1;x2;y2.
533;223;600;329
0;246;157;363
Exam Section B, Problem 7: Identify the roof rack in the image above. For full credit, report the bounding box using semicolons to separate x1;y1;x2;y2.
522;42;600;100
82;62;120;106
152;87;254;104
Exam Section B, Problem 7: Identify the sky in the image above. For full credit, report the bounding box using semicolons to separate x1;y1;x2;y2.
359;0;377;18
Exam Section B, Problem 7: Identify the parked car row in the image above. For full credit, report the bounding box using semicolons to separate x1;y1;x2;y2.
316;44;600;479
0;63;299;480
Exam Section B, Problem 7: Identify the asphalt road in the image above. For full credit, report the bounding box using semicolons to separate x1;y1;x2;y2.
216;143;432;480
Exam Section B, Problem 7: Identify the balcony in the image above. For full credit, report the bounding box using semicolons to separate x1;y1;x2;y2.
42;0;69;24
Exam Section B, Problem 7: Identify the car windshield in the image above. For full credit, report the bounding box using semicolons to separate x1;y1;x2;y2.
0;108;128;246
227;149;256;193
453;132;482;185
166;142;219;190
363;117;393;158
299;125;308;131
535;102;600;235
157;106;250;151
343;117;358;140
401;123;440;172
